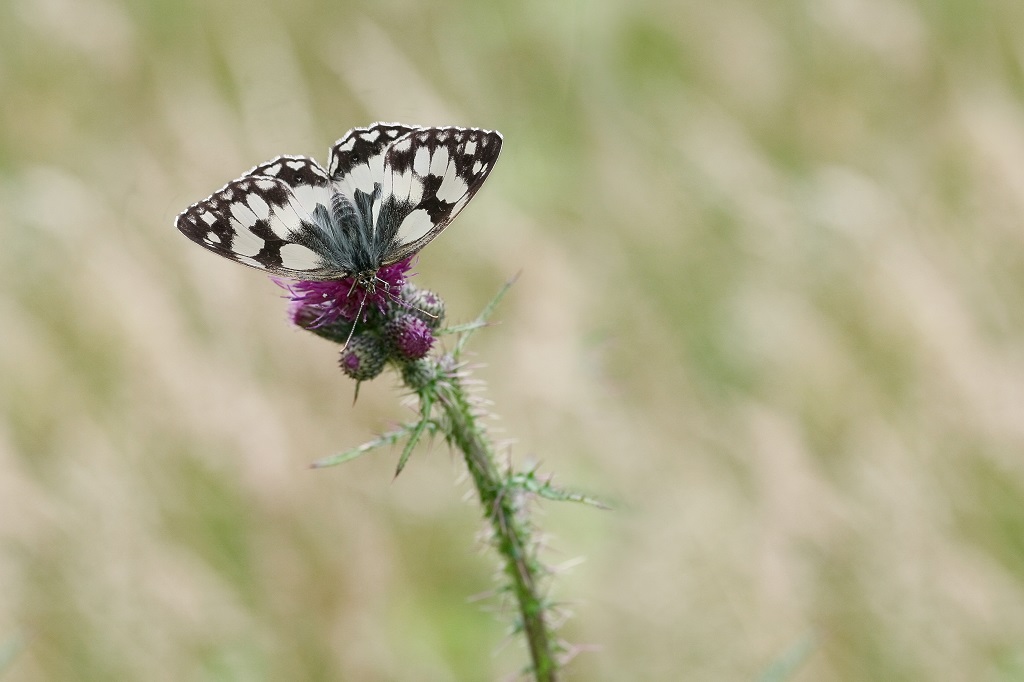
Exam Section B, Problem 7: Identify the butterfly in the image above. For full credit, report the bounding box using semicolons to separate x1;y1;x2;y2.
175;123;503;290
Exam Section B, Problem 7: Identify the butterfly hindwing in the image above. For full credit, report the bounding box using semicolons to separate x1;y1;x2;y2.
377;126;502;264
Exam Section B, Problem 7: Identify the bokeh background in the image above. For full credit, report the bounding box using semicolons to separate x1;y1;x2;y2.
2;0;1024;679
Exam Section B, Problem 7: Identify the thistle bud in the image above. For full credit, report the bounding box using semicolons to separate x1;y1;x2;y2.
338;334;387;381
400;284;446;329
384;314;435;362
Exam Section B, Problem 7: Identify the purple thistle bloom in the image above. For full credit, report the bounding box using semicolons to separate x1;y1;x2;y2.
399;285;446;329
278;258;413;329
385;314;435;361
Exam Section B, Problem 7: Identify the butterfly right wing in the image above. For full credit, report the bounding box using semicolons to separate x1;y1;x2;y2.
328;122;422;197
376;126;503;264
176;156;352;280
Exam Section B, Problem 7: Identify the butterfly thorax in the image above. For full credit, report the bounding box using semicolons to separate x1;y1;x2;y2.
354;269;384;295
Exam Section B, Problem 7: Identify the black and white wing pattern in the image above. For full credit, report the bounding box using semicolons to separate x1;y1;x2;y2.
175;156;346;279
376;126;502;264
176;123;502;281
328;122;422;188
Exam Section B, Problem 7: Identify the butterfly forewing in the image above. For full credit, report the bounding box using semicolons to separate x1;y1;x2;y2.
243;156;336;236
248;154;330;189
329;123;422;195
378;127;502;264
176;159;347;279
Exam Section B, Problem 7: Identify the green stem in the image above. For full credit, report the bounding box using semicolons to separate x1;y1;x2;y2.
436;374;559;682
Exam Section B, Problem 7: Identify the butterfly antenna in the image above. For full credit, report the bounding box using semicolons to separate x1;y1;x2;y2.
375;275;404;306
376;275;439;320
340;296;366;351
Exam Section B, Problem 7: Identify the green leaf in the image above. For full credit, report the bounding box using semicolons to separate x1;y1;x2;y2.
510;470;612;510
310;422;423;469
395;391;435;477
454;274;518;356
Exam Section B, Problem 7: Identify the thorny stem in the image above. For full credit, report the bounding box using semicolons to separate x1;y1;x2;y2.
436;373;558;682
310;276;574;679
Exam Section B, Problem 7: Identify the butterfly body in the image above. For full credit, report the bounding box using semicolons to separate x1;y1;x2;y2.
176;123;502;283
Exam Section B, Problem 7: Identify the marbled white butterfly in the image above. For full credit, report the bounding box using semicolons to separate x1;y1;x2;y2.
176;123;502;288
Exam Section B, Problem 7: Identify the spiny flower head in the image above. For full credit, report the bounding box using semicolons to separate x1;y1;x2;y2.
399;285;446;330
280;257;413;329
400;357;436;390
338;334;388;381
278;259;454;383
385;314;435;361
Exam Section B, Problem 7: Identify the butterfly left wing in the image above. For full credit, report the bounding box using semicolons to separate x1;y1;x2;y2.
375;126;502;264
246;155;333;216
176;156;352;280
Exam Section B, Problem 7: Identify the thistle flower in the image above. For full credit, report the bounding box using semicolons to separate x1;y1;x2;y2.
384;314;435;361
280;257;413;329
338;334;388;381
399;285;446;329
400;358;436;390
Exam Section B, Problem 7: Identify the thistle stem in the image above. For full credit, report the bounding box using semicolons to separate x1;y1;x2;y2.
308;275;564;679
436;375;559;682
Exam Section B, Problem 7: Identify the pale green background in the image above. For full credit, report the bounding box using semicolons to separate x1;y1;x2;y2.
2;0;1024;680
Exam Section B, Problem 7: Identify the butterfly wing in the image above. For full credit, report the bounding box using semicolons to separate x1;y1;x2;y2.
176;156;352;280
374;126;502;264
328;122;422;195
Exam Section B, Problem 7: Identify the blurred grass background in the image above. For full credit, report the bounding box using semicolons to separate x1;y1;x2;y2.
2;0;1024;679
